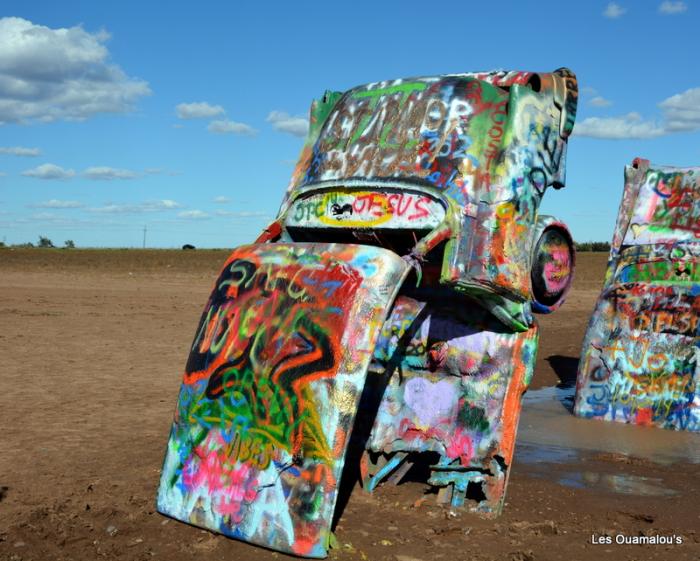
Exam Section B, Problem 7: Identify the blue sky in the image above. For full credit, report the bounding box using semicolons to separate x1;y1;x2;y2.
0;0;698;248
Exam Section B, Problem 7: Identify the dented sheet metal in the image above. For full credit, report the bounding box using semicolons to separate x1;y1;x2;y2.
157;243;408;557
280;69;578;312
363;296;538;515
575;159;700;431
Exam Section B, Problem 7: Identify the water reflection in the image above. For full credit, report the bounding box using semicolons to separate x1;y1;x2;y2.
517;386;700;465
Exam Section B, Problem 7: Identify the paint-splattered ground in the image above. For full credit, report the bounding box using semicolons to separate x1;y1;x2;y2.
1;249;699;561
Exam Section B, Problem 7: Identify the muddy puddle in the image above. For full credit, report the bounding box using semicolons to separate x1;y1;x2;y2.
516;385;700;465
556;472;677;496
513;385;700;497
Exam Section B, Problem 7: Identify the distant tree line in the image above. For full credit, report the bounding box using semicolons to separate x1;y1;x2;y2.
0;236;612;253
575;241;611;252
0;236;75;249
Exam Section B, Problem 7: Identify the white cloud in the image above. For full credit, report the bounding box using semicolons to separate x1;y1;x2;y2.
83;166;138;180
659;1;687;14
0;146;41;156
30;199;85;209
267;111;308;137
144;167;181;176
589;96;612;107
30;212;61;221
154;199;181;209
658;87;700;132
88;204;127;214
213;196;230;203
17;212;118;228
89;200;183;214
0;17;150;124
207;119;256;135
214;209;270;218
575;86;700;139
88;204;136;214
178;210;210;219
176;101;225;120
603;2;626;18
575;113;664;139
21;163;75;180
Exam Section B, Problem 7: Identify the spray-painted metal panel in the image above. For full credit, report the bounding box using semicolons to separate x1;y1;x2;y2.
286;188;445;230
620;166;700;245
279;69;578;318
575;159;700;431
157;243;408;557
363;296;538;515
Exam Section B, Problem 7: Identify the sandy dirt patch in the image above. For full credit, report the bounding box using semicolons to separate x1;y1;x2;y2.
1;250;698;561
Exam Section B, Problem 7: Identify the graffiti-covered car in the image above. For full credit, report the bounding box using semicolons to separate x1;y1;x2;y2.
157;68;578;557
575;158;699;431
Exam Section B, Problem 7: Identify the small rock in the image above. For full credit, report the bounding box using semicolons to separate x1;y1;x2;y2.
160;519;170;525
105;525;118;537
535;520;558;535
13;541;25;548
380;539;393;546
509;520;558;536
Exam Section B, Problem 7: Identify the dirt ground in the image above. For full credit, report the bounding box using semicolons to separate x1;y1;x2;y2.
1;249;698;561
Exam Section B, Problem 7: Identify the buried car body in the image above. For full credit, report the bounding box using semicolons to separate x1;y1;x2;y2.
575;158;700;432
157;68;579;557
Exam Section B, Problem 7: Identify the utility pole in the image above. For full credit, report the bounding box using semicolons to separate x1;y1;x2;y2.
142;225;147;249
